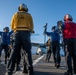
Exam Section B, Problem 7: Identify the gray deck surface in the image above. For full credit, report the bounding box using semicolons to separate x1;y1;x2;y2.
0;54;66;75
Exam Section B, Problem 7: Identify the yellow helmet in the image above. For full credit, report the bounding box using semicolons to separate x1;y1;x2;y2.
64;14;73;21
18;3;28;12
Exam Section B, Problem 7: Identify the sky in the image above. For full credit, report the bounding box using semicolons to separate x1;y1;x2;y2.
0;0;76;43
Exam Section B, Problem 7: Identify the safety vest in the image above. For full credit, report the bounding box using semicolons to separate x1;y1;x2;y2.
63;21;76;38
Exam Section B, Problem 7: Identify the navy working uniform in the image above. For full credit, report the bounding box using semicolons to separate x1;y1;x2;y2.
44;26;61;68
0;27;13;64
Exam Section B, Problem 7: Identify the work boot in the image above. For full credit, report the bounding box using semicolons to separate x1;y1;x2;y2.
28;67;34;75
16;66;21;71
28;70;34;75
56;63;60;68
7;71;12;75
22;65;28;74
55;63;57;67
55;62;60;68
46;58;47;61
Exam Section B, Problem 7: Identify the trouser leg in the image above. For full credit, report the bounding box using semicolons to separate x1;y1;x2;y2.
23;42;33;73
73;39;76;73
52;50;56;64
7;51;21;71
7;35;21;73
20;31;34;75
64;40;73;73
52;41;57;64
56;48;61;64
2;45;9;64
66;51;72;73
9;51;18;73
48;50;51;62
0;44;3;59
16;52;21;71
73;54;76;74
22;52;28;73
46;50;49;61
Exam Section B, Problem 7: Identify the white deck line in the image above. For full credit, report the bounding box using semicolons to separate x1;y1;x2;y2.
33;55;45;66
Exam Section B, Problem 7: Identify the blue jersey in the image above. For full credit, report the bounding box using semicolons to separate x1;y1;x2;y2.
0;31;13;45
45;30;60;42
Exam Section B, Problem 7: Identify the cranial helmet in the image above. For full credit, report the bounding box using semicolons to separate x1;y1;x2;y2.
52;26;56;30
64;14;73;21
4;27;9;31
18;3;28;12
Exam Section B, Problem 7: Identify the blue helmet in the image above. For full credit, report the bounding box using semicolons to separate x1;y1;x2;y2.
52;26;56;30
4;27;9;31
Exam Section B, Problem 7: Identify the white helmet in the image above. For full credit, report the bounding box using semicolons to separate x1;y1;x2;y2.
18;3;28;12
64;14;73;21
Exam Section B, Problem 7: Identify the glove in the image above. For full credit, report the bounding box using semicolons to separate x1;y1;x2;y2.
31;30;35;33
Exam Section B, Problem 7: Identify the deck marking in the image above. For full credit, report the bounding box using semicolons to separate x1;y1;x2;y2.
33;55;45;66
5;54;46;75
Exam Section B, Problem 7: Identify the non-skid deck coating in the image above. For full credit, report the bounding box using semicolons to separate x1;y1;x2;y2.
0;54;66;75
